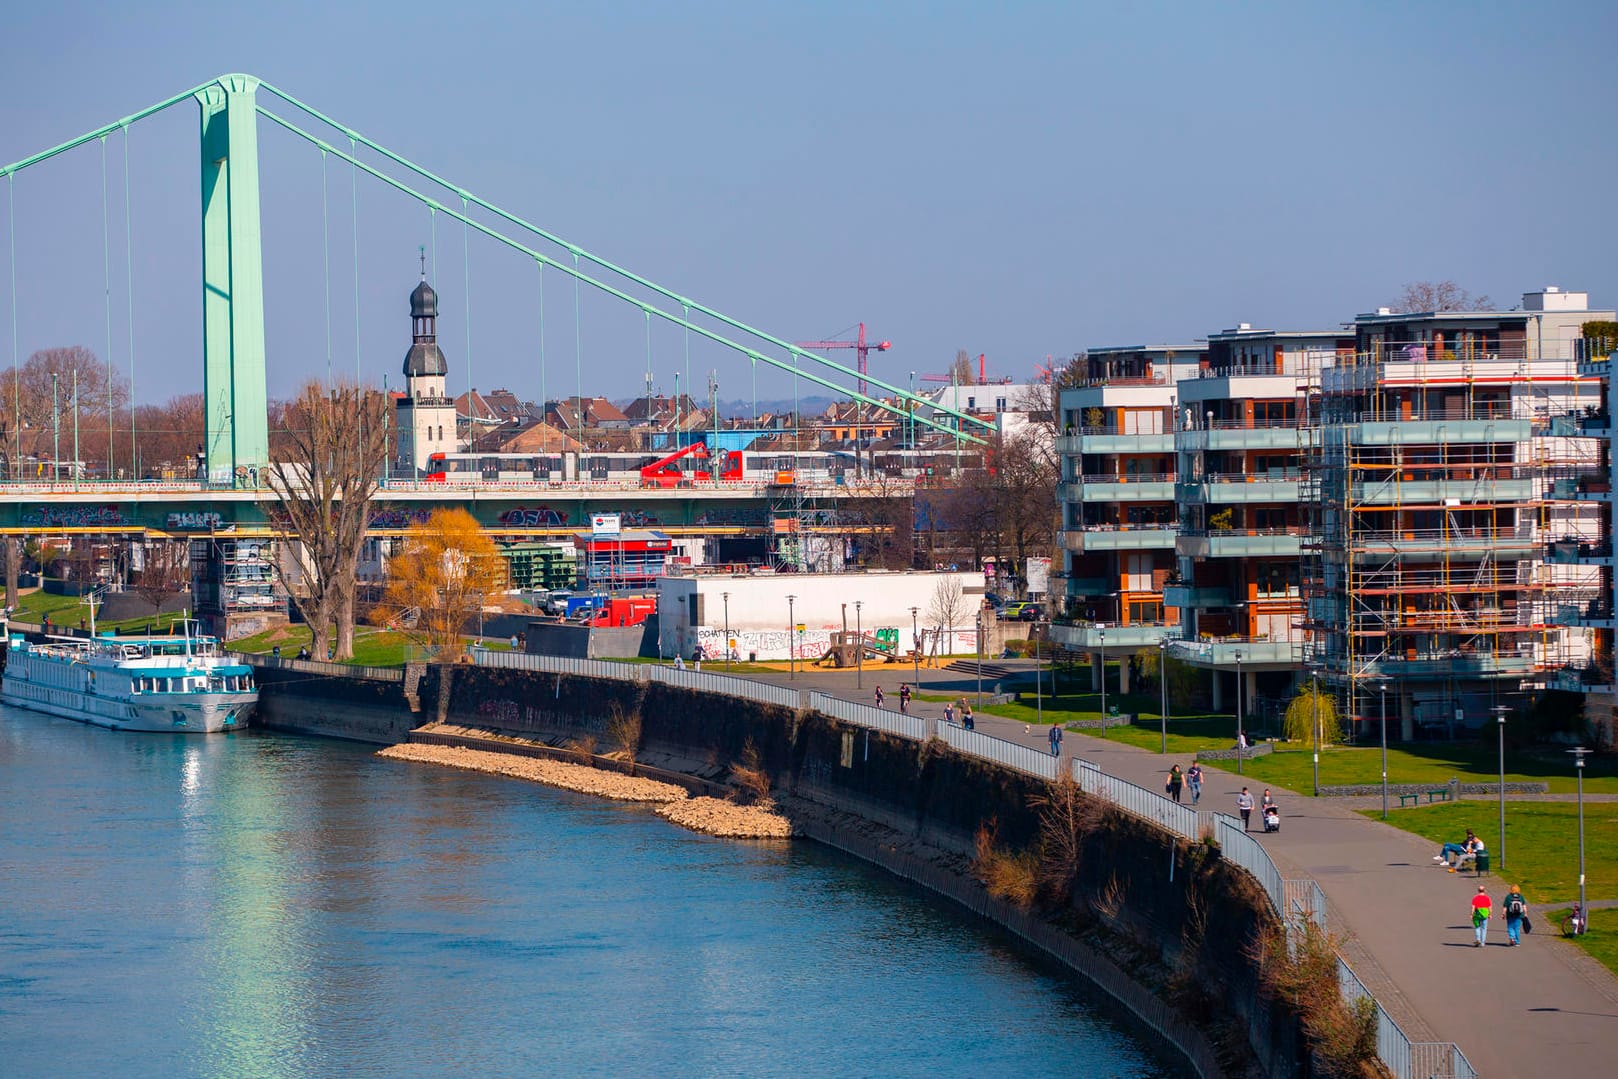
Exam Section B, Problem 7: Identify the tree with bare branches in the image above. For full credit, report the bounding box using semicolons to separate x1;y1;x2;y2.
133;540;189;613
928;573;966;653
267;381;389;660
1391;280;1493;314
376;507;508;661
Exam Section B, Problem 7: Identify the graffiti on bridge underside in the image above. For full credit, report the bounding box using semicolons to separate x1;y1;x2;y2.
369;508;435;529
497;505;570;528
22;505;127;527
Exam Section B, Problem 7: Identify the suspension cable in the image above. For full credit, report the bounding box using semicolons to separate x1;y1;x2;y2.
349;136;361;386
461;195;471;400
536;259;545;437
321;149;333;382
250;106;980;442
252;86;976;428
8;173;17;479
572;249;582;415
122;127;136;478
101;136;113;477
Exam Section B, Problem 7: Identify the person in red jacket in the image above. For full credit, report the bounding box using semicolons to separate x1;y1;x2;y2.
1470;885;1492;947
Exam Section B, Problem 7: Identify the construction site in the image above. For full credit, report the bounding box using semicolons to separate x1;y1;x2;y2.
1300;293;1607;737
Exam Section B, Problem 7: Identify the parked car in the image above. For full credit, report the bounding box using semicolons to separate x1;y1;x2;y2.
1002;601;1032;621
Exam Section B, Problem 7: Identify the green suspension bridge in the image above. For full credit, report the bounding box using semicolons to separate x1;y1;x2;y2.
0;72;992;527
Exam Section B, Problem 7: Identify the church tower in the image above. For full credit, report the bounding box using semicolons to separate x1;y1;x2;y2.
395;259;458;473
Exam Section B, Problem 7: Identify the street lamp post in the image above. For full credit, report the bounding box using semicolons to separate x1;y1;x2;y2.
1570;746;1590;931
1377;680;1390;820
910;606;920;689
976;607;985;707
1494;703;1508;870
722;591;731;671
787;594;796;680
1310;667;1321;797
1098;627;1107;726
1158;637;1169;754
855;600;864;690
1234;648;1244;776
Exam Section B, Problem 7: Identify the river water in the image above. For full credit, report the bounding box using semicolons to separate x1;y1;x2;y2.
0;706;1174;1077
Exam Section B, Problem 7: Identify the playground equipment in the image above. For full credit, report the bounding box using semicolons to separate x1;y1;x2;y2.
816;629;903;668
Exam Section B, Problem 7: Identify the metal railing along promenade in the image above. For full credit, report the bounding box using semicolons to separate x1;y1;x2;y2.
645;663;802;708
938;722;1060;780
1073;759;1199;840
235;652;403;682
807;691;928;741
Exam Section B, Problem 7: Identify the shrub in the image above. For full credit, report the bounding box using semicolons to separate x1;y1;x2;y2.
1284;684;1344;745
1251;919;1382;1077
729;738;773;807
972;820;1039;908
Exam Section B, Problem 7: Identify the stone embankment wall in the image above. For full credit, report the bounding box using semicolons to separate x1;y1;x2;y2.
250;661;1297;1077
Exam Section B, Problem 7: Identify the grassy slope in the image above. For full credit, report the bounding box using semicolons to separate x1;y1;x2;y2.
1364;800;1616;902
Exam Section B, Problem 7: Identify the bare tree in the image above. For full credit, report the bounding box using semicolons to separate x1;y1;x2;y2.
131;393;205;479
1391;280;1493;314
0;347;131;478
928;573;966;653
948;349;976;386
133;540;189;613
267;381;389;661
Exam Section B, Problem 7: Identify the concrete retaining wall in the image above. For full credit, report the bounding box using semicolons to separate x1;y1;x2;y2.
251;661;1297;1076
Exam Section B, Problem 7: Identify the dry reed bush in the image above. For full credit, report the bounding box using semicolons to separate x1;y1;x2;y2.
1093;873;1126;920
606;702;642;766
567;734;598;764
1250;920;1383;1078
1027;773;1105;906
728;738;773;807
971;820;1039;908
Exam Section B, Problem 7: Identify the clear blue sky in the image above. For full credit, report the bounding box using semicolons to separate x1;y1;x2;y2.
2;1;1615;407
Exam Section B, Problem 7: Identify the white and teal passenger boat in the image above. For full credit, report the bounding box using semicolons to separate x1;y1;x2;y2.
1;620;257;733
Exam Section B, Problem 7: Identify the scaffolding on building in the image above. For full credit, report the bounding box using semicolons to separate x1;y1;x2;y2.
1300;353;1601;732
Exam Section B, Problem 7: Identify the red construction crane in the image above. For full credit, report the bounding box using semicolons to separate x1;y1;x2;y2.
795;322;890;398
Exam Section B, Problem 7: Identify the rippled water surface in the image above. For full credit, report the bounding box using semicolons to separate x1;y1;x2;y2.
0;706;1173;1077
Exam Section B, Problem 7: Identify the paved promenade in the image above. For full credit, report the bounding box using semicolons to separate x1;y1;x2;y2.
738;662;1618;1078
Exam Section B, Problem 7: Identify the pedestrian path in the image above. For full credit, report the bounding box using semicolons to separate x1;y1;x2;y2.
758;666;1618;1078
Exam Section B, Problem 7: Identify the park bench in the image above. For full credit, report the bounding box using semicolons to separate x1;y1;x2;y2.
1396;788;1453;808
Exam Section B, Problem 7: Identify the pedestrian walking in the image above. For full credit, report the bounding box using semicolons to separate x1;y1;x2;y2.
874;686;885;709
1237;787;1254;830
1501;884;1529;946
1471;885;1492;947
944;702;955;725
1048;724;1063;757
899;683;912;714
1165;764;1184;803
962;702;974;730
1187;761;1203;805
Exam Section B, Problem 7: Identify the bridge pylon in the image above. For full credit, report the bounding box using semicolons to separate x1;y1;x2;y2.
195;74;269;487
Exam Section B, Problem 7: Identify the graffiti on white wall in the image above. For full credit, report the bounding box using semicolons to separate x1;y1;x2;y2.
682;625;978;662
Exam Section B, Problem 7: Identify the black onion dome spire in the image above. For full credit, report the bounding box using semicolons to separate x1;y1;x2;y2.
403;253;448;377
409;279;438;319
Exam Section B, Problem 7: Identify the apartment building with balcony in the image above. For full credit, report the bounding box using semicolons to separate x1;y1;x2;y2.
1545;324;1617;744
1054;344;1204;690
1169;326;1352;710
1302;288;1608;740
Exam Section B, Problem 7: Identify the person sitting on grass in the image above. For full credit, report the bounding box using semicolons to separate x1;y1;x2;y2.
1435;829;1479;867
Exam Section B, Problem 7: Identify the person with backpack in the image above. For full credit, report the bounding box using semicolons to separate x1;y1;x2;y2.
1165;764;1184;803
1501;885;1529;946
1471;885;1493;947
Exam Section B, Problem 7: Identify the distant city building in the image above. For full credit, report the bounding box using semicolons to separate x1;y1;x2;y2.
394;273;457;472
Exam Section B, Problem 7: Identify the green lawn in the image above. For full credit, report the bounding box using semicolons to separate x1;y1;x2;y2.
1205;741;1618;795
228;624;425;667
10;589;191;634
1364;800;1617;904
1543;907;1618;977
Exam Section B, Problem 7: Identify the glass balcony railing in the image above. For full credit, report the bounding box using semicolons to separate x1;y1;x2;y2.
1050;622;1175;649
